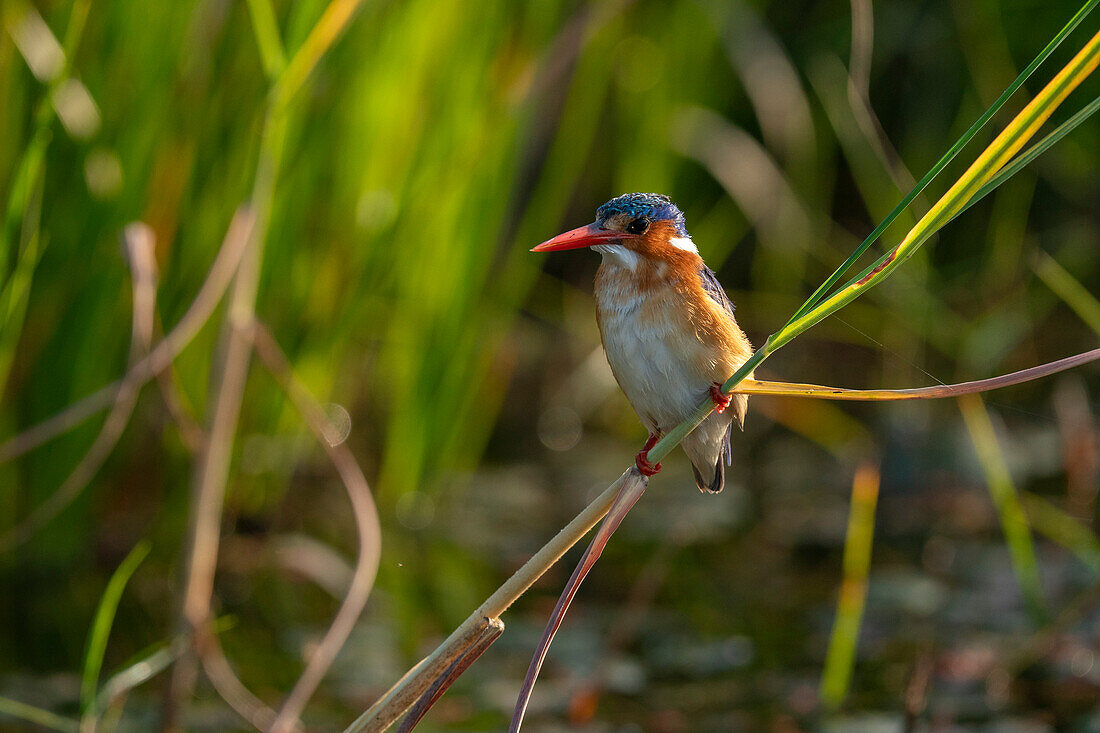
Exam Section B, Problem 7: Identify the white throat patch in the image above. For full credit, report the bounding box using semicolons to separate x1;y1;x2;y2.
669;236;698;253
592;244;640;271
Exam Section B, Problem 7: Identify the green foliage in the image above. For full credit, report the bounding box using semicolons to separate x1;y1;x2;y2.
80;539;150;715
2;0;1099;728
960;394;1047;624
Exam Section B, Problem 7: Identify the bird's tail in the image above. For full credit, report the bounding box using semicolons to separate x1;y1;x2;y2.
684;416;739;494
690;457;725;494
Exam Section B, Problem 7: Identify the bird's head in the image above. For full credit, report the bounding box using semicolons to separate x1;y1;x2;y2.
531;192;698;267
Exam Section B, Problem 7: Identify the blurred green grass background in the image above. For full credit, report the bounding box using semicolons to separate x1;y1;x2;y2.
2;0;1100;730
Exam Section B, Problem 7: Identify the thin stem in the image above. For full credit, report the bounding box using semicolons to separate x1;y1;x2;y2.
0;224;159;550
509;471;648;732
196;623;280;732
89;638;186;724
0;696;77;733
245;0;286;79
0;208;255;464
395;618;504;733
1033;249;1100;336
166;106;287;727
249;321;382;733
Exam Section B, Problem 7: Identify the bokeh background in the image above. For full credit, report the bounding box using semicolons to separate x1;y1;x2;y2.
2;0;1100;730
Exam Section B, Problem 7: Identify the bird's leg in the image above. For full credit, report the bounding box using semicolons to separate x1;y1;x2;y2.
709;383;731;414
635;431;662;476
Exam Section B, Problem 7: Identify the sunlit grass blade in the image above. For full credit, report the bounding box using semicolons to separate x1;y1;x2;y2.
734;348;1100;401
80;540;152;715
273;0;368;110
787;0;1099;323
949;94;1100;226
773;28;1100;351
959;395;1047;624
820;462;880;708
1032;250;1100;336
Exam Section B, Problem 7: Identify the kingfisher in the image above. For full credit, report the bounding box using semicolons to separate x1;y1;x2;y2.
532;193;753;493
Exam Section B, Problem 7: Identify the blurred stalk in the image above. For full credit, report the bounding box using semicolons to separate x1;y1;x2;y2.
1021;492;1100;574
821;461;880;708
0;696;77;733
249;320;382;733
0;223;159;551
168;0;367;722
90;637;186;725
245;0;287;79
272;0;366;110
0;0;93;395
959;394;1047;624
167;107;287;727
0;210;255;465
0;156;44;404
1032;249;1100;336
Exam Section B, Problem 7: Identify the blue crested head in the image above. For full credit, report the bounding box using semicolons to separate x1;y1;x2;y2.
596;192;689;238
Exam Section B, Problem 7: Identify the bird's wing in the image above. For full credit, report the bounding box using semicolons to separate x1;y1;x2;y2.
700;266;742;455
699;265;736;319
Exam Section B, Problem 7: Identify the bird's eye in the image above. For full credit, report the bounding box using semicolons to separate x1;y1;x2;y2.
626;217;649;235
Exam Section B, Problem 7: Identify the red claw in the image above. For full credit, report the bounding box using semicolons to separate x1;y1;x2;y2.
710;383;731;414
635;452;662;476
635;432;662;476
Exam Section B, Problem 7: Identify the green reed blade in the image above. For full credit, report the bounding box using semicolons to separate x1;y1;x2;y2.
80;541;151;714
786;0;1099;325
950;94;1100;225
960;395;1047;624
650;22;1100;465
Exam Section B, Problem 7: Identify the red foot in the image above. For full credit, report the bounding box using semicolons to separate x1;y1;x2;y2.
635;432;662;476
710;383;731;414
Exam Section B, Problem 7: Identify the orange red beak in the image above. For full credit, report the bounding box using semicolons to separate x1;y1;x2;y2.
530;224;636;252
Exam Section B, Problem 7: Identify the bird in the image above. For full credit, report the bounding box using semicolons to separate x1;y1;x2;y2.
532;192;753;493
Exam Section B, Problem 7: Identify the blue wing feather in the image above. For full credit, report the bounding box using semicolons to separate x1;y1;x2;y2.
699;265;735;319
699;265;739;461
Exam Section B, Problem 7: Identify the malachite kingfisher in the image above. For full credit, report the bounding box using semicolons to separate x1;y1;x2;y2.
533;192;753;493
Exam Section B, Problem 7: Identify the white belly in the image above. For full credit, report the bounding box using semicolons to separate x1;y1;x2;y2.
597;287;712;433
